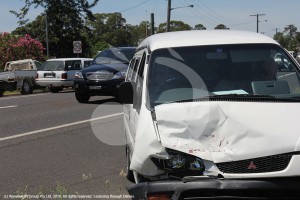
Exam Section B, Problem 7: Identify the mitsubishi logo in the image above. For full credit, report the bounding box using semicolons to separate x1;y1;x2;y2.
248;161;257;170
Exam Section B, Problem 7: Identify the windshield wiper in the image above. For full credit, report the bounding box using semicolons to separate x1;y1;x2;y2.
176;94;290;102
177;93;300;103
209;94;276;99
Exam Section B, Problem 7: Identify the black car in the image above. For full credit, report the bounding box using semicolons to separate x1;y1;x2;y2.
74;47;136;103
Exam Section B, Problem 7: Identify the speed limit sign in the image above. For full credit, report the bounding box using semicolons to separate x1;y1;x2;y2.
73;41;82;54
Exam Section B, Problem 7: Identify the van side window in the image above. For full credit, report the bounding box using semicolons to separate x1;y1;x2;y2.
126;58;136;81
138;53;146;78
132;58;141;82
134;52;146;111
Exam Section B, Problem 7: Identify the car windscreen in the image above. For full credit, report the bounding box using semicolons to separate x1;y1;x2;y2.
93;48;135;64
147;44;300;107
42;60;64;71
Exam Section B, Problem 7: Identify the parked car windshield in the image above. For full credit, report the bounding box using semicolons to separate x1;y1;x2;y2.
148;44;300;106
42;60;64;71
93;48;135;64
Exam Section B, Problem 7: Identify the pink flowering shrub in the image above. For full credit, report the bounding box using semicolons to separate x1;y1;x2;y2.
0;33;45;70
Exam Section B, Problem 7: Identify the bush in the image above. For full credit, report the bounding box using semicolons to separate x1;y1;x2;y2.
0;33;45;70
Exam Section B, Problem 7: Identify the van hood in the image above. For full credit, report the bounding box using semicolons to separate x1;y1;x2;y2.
155;101;300;163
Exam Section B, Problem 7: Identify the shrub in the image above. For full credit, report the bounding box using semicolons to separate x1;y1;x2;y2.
0;33;45;70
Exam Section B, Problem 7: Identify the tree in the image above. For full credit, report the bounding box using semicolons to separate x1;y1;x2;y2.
11;0;99;58
215;24;230;30
157;20;192;33
273;25;300;51
0;33;44;70
128;21;151;46
283;25;298;50
194;24;206;30
12;15;49;55
274;32;289;48
86;13;133;53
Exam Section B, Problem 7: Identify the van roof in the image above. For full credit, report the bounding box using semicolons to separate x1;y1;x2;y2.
138;30;279;51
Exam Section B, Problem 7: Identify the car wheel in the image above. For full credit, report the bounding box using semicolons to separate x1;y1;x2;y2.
21;80;33;95
49;87;63;93
75;92;90;103
126;145;135;182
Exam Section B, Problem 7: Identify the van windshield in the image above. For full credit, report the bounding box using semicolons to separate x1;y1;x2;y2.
147;44;300;107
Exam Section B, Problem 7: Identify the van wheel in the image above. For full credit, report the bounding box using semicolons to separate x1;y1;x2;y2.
21;80;33;95
126;145;135;182
75;92;90;103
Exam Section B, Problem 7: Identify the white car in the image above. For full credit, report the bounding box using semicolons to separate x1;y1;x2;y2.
119;30;300;198
36;58;92;92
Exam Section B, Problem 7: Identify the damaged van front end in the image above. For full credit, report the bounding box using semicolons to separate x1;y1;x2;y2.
120;30;300;199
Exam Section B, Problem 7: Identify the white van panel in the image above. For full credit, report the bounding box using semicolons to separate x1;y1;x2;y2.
155;102;300;162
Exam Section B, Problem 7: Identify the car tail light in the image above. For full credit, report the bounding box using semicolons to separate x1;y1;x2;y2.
61;73;67;79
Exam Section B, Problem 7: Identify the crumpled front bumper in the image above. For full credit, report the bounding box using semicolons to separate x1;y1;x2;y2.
127;177;300;200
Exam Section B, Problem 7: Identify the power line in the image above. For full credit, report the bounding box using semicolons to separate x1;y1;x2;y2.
193;0;240;24
119;0;151;13
182;0;252;29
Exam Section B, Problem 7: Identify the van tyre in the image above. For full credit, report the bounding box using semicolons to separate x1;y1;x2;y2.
21;80;33;95
75;92;90;103
126;145;135;182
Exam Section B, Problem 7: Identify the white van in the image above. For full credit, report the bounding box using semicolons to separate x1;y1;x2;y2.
36;58;92;92
119;30;300;198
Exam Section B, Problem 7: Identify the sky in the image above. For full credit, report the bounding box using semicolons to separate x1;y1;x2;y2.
0;0;300;38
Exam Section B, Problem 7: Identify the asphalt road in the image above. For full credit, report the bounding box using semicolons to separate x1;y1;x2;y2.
0;92;134;199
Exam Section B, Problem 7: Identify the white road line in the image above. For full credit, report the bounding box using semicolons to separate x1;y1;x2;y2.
0;112;123;142
0;93;49;101
0;105;18;109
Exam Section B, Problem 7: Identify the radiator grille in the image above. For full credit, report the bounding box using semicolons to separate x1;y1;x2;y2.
86;71;113;81
216;153;294;174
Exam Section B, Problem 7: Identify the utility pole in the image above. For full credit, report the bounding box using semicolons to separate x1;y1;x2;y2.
166;0;193;32
151;13;155;35
166;0;171;32
250;14;266;33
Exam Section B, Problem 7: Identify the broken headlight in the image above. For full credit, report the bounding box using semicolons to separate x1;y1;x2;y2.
151;148;205;178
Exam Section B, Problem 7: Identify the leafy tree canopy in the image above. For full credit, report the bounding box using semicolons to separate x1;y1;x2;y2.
86;13;133;50
157;20;192;33
10;0;99;58
215;24;230;30
194;24;206;30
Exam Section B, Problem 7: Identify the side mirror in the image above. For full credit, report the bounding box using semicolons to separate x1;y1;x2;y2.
118;81;134;104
